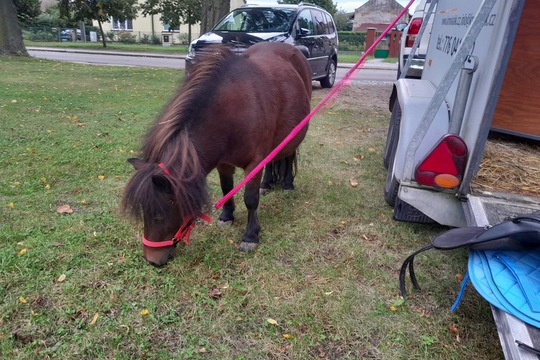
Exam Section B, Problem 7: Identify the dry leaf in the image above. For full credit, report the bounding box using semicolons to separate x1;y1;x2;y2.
140;309;150;316
368;147;376;153
199;347;207;353
18;296;27;304
57;205;73;214
389;306;398;312
90;313;99;325
449;324;459;334
349;178;359;187
456;273;464;282
17;248;27;255
267;318;278;326
57;274;66;283
9;202;14;207
282;333;294;339
50;242;63;247
97;175;105;181
209;288;222;299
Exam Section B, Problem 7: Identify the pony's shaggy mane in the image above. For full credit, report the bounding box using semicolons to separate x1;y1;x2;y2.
122;47;235;221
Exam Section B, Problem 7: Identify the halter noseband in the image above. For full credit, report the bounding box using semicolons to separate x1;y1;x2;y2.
141;162;211;248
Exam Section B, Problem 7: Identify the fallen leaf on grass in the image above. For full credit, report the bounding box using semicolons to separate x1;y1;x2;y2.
57;274;66;283
50;242;63;247
90;313;99;326
18;296;27;304
17;248;27;255
267;318;278;326
140;309;150;316
282;333;294;339
57;205;73;214
208;288;222;299
456;273;464;282
349;178;359;187
97;175;105;181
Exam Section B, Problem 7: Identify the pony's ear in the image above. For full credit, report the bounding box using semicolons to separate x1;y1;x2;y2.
127;158;146;170
152;175;174;194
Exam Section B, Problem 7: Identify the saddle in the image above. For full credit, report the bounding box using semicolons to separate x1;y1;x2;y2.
400;211;540;331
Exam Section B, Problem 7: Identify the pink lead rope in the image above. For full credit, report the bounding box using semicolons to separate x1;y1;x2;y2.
214;0;416;210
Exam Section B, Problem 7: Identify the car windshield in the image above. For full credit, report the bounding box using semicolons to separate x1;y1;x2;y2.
213;8;296;33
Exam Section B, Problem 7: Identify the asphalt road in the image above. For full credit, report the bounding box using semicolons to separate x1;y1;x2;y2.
28;47;398;84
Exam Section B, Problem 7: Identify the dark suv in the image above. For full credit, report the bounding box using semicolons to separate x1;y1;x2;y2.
185;4;338;88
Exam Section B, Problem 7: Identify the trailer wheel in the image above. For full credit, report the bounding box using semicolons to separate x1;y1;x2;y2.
384;167;399;207
384;100;401;169
384;100;401;206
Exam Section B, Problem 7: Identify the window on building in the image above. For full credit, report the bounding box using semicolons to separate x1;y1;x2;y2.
111;18;133;31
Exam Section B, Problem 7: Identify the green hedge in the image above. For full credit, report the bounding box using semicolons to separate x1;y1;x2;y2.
338;31;366;51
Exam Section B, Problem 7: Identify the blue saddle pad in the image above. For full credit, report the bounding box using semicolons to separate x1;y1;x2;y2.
468;248;540;328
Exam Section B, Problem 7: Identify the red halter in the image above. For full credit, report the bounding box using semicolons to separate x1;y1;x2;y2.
141;162;211;248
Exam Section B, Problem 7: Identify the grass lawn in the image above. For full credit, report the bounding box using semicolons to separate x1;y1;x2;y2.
0;55;501;359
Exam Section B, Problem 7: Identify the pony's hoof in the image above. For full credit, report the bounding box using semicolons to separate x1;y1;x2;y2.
238;242;258;252
218;219;233;227
259;187;271;196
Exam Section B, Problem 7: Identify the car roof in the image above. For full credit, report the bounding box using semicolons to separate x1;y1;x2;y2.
237;3;330;13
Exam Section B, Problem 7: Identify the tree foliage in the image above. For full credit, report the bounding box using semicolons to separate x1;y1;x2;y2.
278;0;337;15
59;0;139;47
333;10;353;31
140;0;201;29
140;0;201;42
13;0;41;25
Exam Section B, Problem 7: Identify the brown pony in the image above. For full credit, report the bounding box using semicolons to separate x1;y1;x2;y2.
122;42;312;266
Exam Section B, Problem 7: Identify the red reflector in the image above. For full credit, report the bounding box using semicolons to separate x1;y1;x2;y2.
415;135;468;188
405;18;422;47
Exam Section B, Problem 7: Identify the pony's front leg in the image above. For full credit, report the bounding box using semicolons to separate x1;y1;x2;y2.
239;173;262;252
217;164;235;225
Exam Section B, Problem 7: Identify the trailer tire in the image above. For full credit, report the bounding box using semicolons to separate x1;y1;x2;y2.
384;99;401;169
384;99;401;206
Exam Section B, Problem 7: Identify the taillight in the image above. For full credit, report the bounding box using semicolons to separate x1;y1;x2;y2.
405;18;423;47
415;134;468;189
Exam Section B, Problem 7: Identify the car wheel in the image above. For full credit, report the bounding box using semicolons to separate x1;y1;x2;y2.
383;99;401;169
320;59;336;88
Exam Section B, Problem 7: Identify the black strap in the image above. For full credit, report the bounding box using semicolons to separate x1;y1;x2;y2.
516;340;540;356
399;244;434;298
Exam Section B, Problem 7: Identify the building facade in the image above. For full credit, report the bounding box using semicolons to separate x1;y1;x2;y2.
353;0;410;32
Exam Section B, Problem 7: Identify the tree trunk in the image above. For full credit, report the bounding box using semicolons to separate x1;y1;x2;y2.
98;19;107;48
200;0;230;34
0;0;28;56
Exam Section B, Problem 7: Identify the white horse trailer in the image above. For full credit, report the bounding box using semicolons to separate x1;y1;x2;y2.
385;0;540;358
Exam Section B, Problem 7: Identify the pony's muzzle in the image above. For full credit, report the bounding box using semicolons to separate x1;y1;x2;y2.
143;245;176;267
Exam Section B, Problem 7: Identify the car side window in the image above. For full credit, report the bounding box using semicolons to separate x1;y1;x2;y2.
297;10;314;36
312;10;327;35
323;12;336;35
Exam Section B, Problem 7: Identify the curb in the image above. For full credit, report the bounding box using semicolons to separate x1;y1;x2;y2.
26;46;398;71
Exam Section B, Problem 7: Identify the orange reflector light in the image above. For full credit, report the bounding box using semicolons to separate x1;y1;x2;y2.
434;174;460;189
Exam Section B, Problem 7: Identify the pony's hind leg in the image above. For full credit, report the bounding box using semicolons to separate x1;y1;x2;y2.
282;153;297;191
260;162;274;195
239;172;262;252
217;164;235;225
